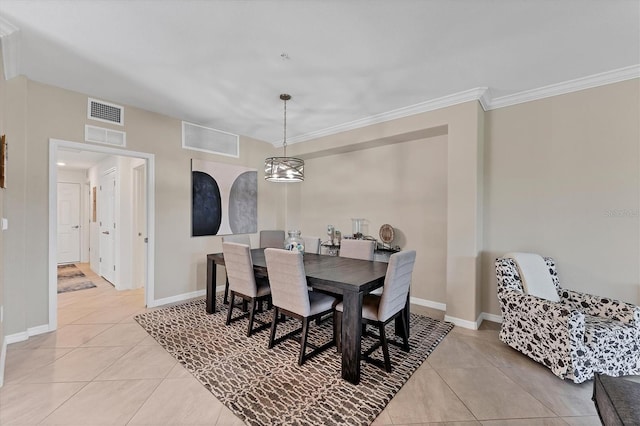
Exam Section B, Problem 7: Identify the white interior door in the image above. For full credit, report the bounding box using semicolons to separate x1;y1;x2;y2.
99;170;116;284
57;182;81;264
133;164;147;289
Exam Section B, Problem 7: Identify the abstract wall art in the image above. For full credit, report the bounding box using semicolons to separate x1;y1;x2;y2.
191;159;257;237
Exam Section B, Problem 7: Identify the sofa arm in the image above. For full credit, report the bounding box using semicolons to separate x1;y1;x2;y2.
561;289;640;327
501;290;574;328
499;290;587;378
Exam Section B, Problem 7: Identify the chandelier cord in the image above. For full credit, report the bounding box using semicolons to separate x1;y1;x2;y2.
282;96;287;157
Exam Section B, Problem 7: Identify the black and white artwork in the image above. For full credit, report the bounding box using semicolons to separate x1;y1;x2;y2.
191;159;257;236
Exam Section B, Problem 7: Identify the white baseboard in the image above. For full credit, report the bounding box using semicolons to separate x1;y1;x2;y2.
409;296;446;311
5;323;52;345
0;336;6;388
409;297;503;330
444;314;481;330
29;324;53;336
480;312;502;324
444;312;503;330
5;331;29;345
147;289;206;308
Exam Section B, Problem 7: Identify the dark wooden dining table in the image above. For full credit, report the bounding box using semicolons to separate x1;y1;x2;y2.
206;249;408;385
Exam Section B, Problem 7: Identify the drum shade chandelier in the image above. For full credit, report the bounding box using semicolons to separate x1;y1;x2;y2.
264;94;304;182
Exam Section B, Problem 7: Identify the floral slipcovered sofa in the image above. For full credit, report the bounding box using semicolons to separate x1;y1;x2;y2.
496;255;640;383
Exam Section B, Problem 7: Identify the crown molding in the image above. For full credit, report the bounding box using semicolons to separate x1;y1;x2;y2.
285;66;640;145
486;65;640;110
0;16;20;80
285;87;489;145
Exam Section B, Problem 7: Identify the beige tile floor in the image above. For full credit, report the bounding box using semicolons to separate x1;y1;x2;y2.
0;263;604;425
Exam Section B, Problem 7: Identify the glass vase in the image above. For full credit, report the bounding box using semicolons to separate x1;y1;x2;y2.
284;230;305;254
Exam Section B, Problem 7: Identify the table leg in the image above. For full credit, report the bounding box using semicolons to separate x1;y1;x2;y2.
206;258;217;314
341;290;364;385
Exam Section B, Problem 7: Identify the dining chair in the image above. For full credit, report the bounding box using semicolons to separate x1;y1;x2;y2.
259;230;285;248
222;234;251;246
339;238;382;295
302;236;321;254
223;242;272;337
221;234;252;304
264;248;337;365
335;250;416;372
339;238;375;260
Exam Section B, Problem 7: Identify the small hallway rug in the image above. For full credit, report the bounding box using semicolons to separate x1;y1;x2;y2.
134;296;454;426
57;264;97;293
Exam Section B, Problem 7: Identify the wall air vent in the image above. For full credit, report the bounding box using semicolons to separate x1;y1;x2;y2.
88;98;124;125
85;125;126;147
182;121;239;158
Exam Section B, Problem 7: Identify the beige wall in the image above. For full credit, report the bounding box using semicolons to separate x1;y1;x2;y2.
3;75;28;335
2;78;281;334
482;79;640;315
0;47;5;370
291;135;448;304
288;80;638;323
289;101;485;324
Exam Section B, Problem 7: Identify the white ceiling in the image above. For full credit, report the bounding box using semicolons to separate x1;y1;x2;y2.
1;1;639;146
56;147;110;170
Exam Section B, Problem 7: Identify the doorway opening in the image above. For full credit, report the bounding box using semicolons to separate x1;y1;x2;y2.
48;138;155;330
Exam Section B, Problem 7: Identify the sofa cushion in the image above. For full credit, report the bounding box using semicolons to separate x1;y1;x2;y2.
505;252;560;302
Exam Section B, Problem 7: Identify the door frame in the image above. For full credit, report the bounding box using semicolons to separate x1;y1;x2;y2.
48;138;156;330
132;162;147;289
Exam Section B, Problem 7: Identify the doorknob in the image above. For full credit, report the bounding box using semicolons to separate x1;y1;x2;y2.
72;225;80;229
102;231;110;235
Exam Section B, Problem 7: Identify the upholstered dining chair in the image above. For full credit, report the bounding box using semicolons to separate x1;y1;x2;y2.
223;242;272;337
264;248;337;365
222;234;251;246
496;252;640;383
259;230;285;248
302;236;321;254
339;239;381;295
335;250;416;372
339;238;375;261
221;234;252;304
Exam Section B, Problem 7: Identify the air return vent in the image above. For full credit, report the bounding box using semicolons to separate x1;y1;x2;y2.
85;125;126;147
182;121;239;157
87;98;124;125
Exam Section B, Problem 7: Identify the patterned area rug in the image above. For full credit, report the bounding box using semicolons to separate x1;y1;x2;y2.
135;296;453;426
57;264;97;293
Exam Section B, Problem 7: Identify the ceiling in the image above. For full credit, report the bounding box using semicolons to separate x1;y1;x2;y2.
56;147;110;170
1;1;639;146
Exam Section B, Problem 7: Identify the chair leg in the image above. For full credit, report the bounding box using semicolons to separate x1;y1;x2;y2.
268;307;279;348
247;298;257;337
298;318;310;366
223;277;230;304
225;292;235;325
379;323;392;373
399;310;410;352
334;311;342;353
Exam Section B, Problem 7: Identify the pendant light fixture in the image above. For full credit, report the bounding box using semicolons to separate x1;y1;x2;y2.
264;94;304;182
